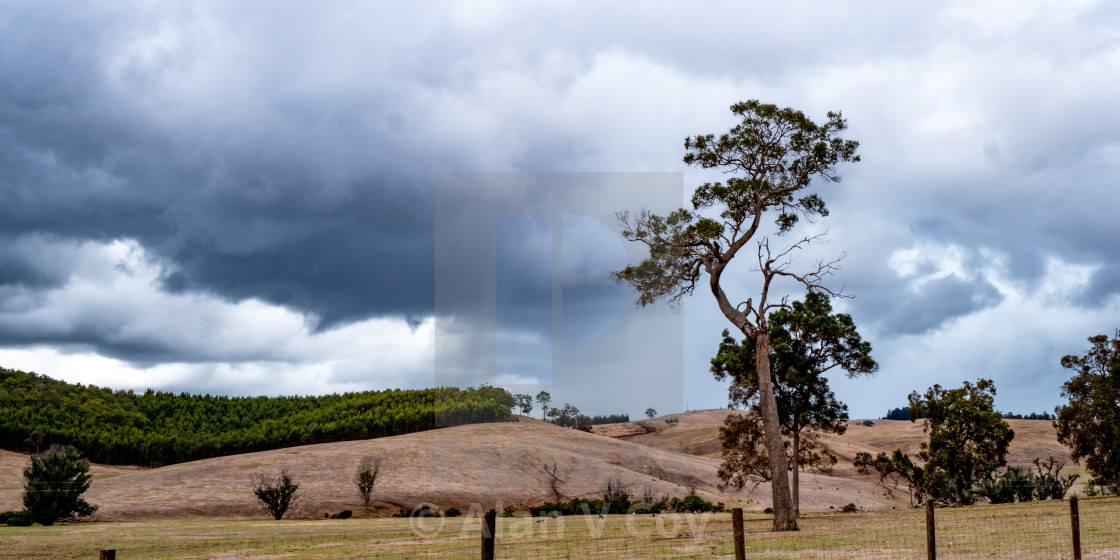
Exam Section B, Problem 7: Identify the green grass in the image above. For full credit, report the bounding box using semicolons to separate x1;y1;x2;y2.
1;497;1117;559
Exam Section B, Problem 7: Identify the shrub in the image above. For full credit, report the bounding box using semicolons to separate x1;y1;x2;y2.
5;510;34;526
326;509;352;519
444;506;461;517
671;491;723;513
23;445;97;525
250;468;299;520
840;503;858;513
600;479;631;514
397;504;437;518
763;507;774;514
862;420;875;427
501;505;517;518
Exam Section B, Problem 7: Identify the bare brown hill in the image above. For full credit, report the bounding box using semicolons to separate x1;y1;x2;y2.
0;417;898;519
622;409;1073;475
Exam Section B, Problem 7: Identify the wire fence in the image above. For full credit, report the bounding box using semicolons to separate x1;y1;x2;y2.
367;496;1120;560
4;496;1118;559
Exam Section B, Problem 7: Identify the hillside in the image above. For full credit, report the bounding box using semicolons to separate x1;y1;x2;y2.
618;409;1073;473
0;417;898;519
0;367;514;465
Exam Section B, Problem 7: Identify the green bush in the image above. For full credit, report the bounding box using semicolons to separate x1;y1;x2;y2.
444;506;461;517
671;493;723;513
840;503;858;513
326;509;352;519
600;480;631;514
501;505;517;518
530;498;605;517
5;510;33;526
763;507;774;514
22;445;97;525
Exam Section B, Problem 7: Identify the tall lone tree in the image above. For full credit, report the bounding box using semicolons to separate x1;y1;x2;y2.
613;100;859;530
1054;330;1120;490
711;292;876;517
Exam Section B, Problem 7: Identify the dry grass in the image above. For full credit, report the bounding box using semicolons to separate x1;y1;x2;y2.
2;497;1116;559
0;411;1078;521
0;418;899;520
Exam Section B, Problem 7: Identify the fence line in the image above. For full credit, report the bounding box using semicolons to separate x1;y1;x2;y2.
6;496;1116;559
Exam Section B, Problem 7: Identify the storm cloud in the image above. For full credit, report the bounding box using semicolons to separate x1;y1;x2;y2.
1;1;1119;416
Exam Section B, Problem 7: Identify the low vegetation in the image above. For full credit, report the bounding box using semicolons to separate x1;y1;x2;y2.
250;468;300;520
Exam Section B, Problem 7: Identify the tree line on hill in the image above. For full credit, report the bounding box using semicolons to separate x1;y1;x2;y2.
882;407;1054;421
0;367;514;466
510;391;629;428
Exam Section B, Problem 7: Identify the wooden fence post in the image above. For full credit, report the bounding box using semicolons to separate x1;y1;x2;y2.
1070;496;1081;560
925;499;936;560
481;509;496;560
99;551;116;560
732;508;745;560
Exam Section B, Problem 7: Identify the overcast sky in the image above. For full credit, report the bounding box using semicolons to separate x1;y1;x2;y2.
2;1;1118;419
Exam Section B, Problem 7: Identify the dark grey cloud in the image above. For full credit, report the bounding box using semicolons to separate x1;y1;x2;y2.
1;1;1119;418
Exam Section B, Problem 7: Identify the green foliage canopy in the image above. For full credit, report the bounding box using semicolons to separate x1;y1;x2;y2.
907;379;1014;505
0;367;514;466
1054;331;1120;489
23;445;97;525
711;293;876;502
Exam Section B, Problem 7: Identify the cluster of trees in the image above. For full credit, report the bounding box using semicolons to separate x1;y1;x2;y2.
546;404;628;428
882;408;912;420
528;481;723;517
0;368;514;466
1002;411;1055;420
884;407;1055;421
516;391;628;428
870;379;1015;506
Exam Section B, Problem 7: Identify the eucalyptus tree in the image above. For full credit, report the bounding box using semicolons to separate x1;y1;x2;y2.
907;379;1014;506
613;100;860;530
711;292;877;517
1055;331;1120;490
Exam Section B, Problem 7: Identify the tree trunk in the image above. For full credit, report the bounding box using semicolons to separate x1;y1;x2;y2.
792;429;800;519
755;332;798;531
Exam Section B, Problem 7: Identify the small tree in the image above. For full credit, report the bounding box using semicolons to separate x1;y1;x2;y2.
251;468;299;520
24;429;44;454
908;379;1014;506
514;394;533;416
644;408;657;419
853;452;874;474
536;391;552;420
1055;331;1120;490
354;456;382;510
23;445;97;525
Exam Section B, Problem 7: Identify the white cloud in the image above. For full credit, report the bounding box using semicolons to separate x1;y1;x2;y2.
0;237;435;395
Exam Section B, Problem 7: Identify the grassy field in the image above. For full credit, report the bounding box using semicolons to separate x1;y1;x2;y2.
2;497;1117;559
